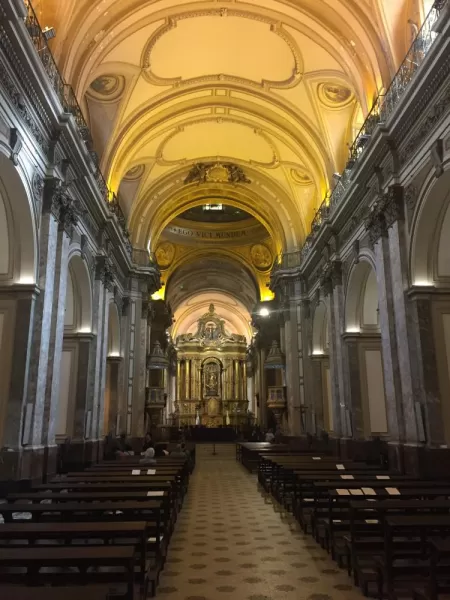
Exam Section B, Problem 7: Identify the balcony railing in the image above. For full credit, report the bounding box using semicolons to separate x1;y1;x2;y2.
22;0;134;256
273;0;447;273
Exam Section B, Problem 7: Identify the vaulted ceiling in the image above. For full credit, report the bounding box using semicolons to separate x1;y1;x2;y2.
35;0;424;308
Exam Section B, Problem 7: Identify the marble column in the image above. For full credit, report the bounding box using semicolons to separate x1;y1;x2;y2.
343;335;365;439
84;258;109;443
282;277;304;436
131;293;147;438
27;203;60;446
408;291;445;444
388;219;419;443
45;227;70;445
322;262;348;436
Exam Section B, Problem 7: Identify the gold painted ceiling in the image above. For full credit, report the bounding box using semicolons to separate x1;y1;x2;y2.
34;0;425;324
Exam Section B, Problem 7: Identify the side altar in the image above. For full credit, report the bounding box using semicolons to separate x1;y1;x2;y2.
174;304;248;426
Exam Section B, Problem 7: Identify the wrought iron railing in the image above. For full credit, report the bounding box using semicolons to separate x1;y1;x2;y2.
22;0;136;257
273;0;447;273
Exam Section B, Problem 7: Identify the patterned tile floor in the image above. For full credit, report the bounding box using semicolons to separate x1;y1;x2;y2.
156;444;366;600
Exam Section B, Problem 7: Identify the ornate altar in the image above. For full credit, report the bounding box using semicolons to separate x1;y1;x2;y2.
175;304;248;426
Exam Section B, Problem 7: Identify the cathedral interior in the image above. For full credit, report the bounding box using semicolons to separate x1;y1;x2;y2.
0;0;450;598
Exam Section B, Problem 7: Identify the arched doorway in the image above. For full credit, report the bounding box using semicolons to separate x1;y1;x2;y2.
57;254;93;438
410;166;450;444
344;260;388;438
0;151;37;447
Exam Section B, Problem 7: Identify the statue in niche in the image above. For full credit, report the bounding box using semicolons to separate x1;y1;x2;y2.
205;321;219;341
204;361;220;397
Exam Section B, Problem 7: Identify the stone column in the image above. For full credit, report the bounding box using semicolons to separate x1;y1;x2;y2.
84;257;111;446
373;234;404;441
408;290;445;445
367;187;419;443
258;347;267;428
45;224;71;445
27;179;63;446
321;261;348;436
344;335;365;439
282;277;304;436
131;290;148;439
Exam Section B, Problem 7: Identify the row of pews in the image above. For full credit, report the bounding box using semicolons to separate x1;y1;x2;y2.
0;449;193;600
237;442;450;600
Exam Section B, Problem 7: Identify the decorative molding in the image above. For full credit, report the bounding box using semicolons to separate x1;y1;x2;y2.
184;162;251;185
31;171;44;211
95;255;116;291
399;82;450;166
365;185;404;244
8;127;22;165
141;11;303;90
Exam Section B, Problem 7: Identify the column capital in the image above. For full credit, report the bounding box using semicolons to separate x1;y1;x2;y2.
95;255;115;290
43;176;85;236
365;184;404;244
320;260;342;295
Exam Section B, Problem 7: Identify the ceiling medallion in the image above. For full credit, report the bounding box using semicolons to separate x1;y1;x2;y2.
87;75;125;102
123;164;145;181
290;168;313;185
318;83;353;108
155;242;175;269
184;162;251;185
250;244;273;271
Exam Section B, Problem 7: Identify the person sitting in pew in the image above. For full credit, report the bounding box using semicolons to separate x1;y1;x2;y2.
142;432;153;452
116;433;134;457
139;445;157;465
265;428;275;443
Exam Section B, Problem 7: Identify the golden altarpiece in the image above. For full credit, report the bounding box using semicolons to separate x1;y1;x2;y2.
175;304;248;426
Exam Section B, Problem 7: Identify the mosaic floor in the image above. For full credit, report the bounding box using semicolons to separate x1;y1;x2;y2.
156;444;366;600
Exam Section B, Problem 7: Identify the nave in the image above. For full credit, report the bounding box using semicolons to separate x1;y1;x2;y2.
157;444;363;600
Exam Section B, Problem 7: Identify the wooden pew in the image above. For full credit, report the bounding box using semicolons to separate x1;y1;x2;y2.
0;546;136;600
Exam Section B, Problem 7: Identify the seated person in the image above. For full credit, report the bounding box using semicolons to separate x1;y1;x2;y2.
139;445;156;464
265;429;275;443
142;432;153;452
115;433;134;458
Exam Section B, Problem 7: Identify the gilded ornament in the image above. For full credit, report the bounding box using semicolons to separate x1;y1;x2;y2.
251;244;273;270
155;242;175;268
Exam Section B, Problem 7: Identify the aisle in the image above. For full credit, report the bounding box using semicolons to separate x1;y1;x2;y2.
156;444;365;600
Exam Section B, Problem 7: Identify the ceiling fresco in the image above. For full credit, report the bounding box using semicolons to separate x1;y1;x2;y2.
37;0;423;312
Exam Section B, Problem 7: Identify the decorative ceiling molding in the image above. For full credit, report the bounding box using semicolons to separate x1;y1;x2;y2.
141;11;303;90
318;82;354;109
86;74;125;102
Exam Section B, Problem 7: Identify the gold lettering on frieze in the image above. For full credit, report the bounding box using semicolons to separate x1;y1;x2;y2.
167;225;260;239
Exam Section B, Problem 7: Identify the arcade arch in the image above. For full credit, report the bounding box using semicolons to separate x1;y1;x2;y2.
344;260;388;437
410;164;450;443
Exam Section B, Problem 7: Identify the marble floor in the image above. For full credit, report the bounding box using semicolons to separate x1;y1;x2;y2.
156;444;366;600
